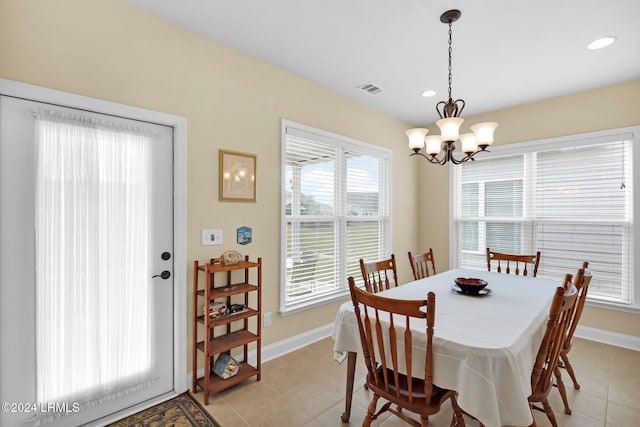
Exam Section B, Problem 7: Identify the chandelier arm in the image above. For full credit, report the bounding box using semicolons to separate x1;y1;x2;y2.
449;152;464;165
409;151;447;165
448;148;477;165
453;98;465;117
450;154;471;165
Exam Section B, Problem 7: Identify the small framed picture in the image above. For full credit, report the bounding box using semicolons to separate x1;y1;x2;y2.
219;150;256;202
237;226;252;245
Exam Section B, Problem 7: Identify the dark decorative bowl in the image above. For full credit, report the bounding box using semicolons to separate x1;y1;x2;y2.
454;277;488;294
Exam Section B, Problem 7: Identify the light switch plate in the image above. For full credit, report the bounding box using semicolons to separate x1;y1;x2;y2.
201;229;223;245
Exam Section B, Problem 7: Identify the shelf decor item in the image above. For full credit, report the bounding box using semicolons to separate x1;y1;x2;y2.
220;250;242;265
205;301;227;318
213;353;240;379
219;150;256;202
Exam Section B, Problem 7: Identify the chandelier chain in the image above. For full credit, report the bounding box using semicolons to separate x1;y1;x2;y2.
448;21;453;101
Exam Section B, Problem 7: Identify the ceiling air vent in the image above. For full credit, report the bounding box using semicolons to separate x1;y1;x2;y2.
357;82;383;95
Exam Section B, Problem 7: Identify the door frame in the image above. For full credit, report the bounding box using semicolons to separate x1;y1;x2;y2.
0;78;187;423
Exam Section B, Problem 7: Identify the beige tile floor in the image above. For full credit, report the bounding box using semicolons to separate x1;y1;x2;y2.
193;337;640;427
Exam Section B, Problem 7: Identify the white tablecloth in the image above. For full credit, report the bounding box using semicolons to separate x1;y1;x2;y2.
332;268;560;427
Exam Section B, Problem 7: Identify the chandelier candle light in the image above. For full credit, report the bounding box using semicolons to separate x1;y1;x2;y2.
407;9;498;165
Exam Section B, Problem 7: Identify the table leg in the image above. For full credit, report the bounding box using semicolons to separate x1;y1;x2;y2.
340;351;357;422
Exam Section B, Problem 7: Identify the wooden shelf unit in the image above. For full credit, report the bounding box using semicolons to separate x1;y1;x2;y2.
192;256;262;404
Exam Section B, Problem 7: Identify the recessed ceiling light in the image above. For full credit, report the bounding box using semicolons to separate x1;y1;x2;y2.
421;90;437;97
587;36;617;50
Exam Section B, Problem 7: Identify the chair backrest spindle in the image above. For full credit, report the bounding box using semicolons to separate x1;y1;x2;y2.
486;248;541;277
408;249;436;280
360;254;398;293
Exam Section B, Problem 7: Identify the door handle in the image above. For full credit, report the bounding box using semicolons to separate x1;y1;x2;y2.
152;270;171;280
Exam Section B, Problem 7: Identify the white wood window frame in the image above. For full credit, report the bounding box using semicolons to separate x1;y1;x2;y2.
280;119;392;315
450;126;639;313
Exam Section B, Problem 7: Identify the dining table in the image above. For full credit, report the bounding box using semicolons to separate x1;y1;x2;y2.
331;268;560;427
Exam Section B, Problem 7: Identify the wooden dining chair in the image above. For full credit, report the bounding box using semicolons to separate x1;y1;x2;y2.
528;276;578;427
408;249;436;280
359;254;398;293
348;277;466;427
555;262;593;415
486;248;541;277
473;276;578;427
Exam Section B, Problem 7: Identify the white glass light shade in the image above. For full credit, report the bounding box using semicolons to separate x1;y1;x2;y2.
470;122;498;147
425;135;443;155
405;128;428;150
459;133;478;154
436;117;464;142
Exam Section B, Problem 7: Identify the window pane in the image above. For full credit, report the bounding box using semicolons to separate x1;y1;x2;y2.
286;136;335;216
537;143;628;220
346;153;383;217
460;183;478;218
346;221;384;284
285;221;336;302
460;221;478;251
485;180;522;217
486;222;521;253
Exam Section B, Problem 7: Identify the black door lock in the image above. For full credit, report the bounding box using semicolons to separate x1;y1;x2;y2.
152;270;171;279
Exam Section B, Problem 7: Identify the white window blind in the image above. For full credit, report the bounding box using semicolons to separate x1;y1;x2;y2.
281;121;391;314
453;130;635;308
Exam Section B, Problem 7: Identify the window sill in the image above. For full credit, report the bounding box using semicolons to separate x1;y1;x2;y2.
585;299;640;314
280;289;350;316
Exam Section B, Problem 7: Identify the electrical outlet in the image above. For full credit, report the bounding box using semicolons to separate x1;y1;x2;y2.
201;229;223;246
263;312;272;327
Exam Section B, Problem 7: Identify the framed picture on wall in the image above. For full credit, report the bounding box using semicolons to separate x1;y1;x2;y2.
219;150;256;202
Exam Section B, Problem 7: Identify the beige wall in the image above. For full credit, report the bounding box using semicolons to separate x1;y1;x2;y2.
1;0;638;378
417;79;640;337
0;0;420;372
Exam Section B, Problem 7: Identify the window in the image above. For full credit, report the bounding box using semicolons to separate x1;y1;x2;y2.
452;127;637;310
281;120;391;314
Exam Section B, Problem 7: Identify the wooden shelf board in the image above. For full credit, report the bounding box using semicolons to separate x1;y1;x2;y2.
210;283;258;298
195;362;259;394
196;330;259;355
198;308;258;327
205;260;260;273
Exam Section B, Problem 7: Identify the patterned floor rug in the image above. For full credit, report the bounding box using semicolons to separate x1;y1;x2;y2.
106;392;220;427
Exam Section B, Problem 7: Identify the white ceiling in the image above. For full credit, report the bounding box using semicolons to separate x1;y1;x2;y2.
124;0;640;126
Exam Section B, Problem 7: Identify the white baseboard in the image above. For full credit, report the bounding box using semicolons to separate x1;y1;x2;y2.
574;325;640;351
248;322;334;365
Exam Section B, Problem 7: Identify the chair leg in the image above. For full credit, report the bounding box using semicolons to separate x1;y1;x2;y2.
541;398;558;427
420;415;429;427
554;365;572;414
363;395;379;427
561;352;581;390
449;396;466;427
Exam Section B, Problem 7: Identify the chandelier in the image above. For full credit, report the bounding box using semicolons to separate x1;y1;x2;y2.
406;9;497;165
